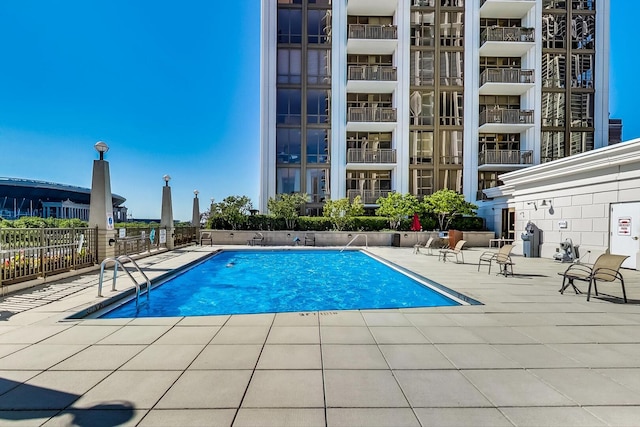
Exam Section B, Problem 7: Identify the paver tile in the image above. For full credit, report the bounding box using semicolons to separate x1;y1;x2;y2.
500;407;606;427
322;344;388;369
266;326;319;344
369;326;429;344
320;326;376;344
189;344;262;370
235;408;325;427
119;344;204;370
0;344;87;370
436;344;522;369
413;408;513;427
394;370;492;408
380;344;454;369
210;326;270;344
138;409;235;427
242;370;324;408
51;345;145;370
258;344;321;369
327;408;420;427
153;326;220;344
324;370;409;408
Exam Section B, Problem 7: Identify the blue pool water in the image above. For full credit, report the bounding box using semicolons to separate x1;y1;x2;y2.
100;250;461;318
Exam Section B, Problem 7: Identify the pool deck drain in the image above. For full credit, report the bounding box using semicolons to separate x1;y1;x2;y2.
0;245;639;426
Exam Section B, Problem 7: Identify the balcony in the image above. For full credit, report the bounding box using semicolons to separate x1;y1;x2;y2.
347;189;392;204
479;68;535;95
478;149;533;171
347;107;397;132
348;0;398;16
479;27;535;56
347;24;398;55
347;65;397;93
347;148;397;166
479;109;534;133
480;0;535;19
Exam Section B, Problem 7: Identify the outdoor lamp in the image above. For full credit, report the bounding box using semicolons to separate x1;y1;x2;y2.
94;141;109;160
194;190;199;197
163;175;171;186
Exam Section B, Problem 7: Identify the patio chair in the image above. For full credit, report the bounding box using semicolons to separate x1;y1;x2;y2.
304;233;316;246
248;232;265;246
438;240;466;263
478;244;514;274
558;254;629;302
199;231;213;246
413;237;435;255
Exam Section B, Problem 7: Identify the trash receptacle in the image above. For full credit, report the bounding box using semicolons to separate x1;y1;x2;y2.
448;230;463;249
521;222;541;257
392;233;401;247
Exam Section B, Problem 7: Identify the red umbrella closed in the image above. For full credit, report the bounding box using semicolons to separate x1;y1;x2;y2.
411;213;421;231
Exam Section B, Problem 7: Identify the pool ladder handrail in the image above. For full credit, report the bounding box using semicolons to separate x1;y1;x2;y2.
97;255;151;308
340;234;368;252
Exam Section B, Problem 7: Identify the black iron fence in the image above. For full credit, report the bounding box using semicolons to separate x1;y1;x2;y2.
1;227;98;287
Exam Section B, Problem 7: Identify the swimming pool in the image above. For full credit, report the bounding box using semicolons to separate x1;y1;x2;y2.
96;250;474;318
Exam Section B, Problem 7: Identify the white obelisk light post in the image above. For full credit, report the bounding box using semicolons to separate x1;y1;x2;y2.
88;141;116;262
192;190;201;228
160;175;175;250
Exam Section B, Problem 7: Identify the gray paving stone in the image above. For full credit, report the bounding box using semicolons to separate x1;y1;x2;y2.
369;326;429;344
322;344;388;369
50;344;145;371
492;344;584;368
155;370;252;409
327;408;420;427
436;344;523;369
417;326;486;344
153;326;221;344
324;370;409;408
413;408;513;427
41;408;147;427
379;344;454;369
394;370;492;408
320;326;376;344
258;344;321;369
137;409;235;427
210;326;270;344
584;406;640;427
119;344;204;370
96;325;172;345
318;310;366;326
242;370;324;408
501;407;606;426
266;326;319;344
235;408;325;427
189;344;262;370
0;344;87;370
0;411;58;426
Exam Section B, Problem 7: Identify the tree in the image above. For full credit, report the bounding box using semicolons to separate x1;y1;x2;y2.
267;193;309;229
375;192;419;230
322;196;364;231
210;195;253;230
421;189;478;231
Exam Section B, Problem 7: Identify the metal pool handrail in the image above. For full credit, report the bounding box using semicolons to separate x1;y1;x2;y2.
341;234;368;252
97;255;151;308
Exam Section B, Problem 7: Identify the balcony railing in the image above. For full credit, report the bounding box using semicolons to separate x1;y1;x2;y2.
347;148;396;163
480;68;534;86
479;109;534;126
481;0;534;5
481;27;535;44
478;149;534;166
348;65;397;82
348;24;398;40
348;107;397;122
347;189;392;204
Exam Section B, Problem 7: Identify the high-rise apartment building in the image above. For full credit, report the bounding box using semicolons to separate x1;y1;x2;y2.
260;0;609;232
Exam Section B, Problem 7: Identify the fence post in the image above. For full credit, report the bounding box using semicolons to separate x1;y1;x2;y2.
40;228;46;279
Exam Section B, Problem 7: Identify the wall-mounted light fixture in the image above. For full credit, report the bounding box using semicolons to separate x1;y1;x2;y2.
527;201;537;211
540;199;552;207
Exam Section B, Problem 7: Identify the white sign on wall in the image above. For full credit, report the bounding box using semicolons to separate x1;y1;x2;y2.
106;213;114;231
159;229;167;244
618;217;632;236
119;228;126;238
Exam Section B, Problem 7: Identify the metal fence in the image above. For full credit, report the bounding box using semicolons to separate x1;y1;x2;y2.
113;226;197;257
1;227;98;287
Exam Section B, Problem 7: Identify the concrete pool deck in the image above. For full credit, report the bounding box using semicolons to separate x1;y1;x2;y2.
0;246;639;426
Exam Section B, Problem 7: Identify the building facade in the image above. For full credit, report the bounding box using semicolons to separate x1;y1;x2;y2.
260;0;609;231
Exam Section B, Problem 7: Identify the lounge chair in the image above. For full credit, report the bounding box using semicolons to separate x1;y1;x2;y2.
413;237;435;255
199;231;213;246
438;240;466;263
478;244;514;274
559;254;629;302
248;232;265;246
304;233;315;246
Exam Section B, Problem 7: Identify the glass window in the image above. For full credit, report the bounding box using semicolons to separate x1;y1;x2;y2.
542;13;566;49
572;0;595;10
306;168;328;203
307;49;331;84
440;51;463;86
410;50;435;86
439;130;463;164
277;48;302;84
571;14;595;49
570;93;593;127
571;53;594;88
438;169;462;193
410;131;434;164
276;168;301;194
541;92;565;127
440;11;464;47
410;169;433;197
307;9;331;44
277;9;302;44
410;91;435;126
570;131;594;155
541;131;565;162
410;11;435;47
276;128;302;164
276;89;302;124
542;53;566;88
439;91;464;126
307;129;329;163
307;89;330;124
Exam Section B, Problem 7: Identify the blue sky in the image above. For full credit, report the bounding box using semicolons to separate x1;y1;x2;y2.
0;2;635;220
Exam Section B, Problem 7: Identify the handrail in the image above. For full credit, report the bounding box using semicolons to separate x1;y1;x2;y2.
97;255;151;308
341;234;368;252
